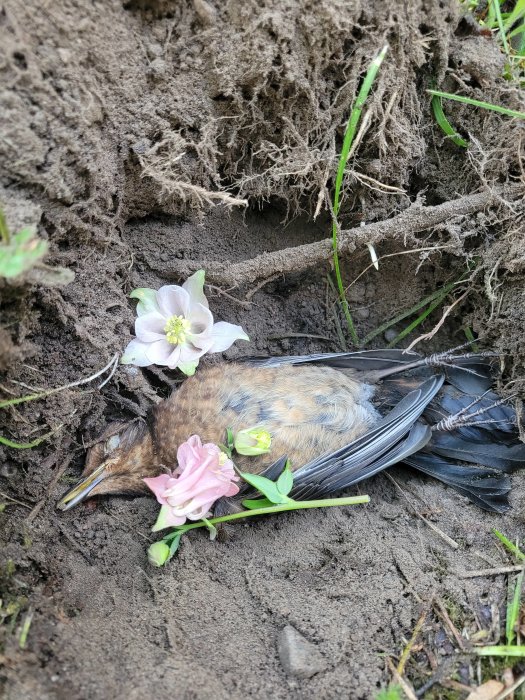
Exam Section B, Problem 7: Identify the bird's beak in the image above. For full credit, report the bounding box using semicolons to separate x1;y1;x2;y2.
56;463;108;511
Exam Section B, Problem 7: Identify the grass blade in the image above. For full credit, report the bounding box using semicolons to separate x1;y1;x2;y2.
474;645;525;657
506;571;524;645
362;280;458;346
493;528;525;561
427;90;525;120
492;0;511;60
332;44;389;346
431;95;469;147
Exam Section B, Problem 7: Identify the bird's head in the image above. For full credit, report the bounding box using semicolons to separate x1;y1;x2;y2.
57;419;159;511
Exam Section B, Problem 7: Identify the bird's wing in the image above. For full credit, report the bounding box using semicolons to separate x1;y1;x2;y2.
286;375;444;499
403;453;511;514
244;349;495;393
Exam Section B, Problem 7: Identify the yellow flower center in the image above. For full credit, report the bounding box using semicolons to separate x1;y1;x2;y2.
164;315;191;345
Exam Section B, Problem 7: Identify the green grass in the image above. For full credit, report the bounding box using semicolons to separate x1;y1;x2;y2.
431;95;469;147
331;44;388;347
463;0;525;81
473;530;525;659
361;274;466;348
428;89;525;120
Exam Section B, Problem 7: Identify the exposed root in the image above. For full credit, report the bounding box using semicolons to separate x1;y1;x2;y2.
165;185;523;287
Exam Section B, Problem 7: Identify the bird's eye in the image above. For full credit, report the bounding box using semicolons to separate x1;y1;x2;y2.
105;434;121;455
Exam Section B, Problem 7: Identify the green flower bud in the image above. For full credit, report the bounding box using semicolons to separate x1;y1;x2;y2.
234;427;272;456
147;541;171;567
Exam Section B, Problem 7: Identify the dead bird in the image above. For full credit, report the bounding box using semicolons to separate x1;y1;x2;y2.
57;348;525;514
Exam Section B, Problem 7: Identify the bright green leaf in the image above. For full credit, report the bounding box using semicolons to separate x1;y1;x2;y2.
0;228;48;279
276;462;294;496
239;472;291;504
241;498;274;510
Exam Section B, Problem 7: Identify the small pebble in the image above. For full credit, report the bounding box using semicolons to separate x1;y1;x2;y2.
384;328;398;343
277;625;326;679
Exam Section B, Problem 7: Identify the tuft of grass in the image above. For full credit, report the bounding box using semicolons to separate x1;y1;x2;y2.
331;44;388;347
473;530;525;658
463;0;525;80
427;89;525;120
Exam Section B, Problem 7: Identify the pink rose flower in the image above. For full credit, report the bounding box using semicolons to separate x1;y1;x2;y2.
144;435;240;531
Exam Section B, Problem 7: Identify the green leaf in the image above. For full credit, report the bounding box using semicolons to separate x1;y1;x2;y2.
239;472;291;504
168;534;182;558
241;498;274;510
178;361;198;376
276;461;294;496
0;228;48;279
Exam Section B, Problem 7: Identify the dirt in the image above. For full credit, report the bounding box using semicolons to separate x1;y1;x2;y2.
1;0;525;698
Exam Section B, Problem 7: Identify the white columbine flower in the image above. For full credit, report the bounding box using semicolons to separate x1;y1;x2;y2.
121;270;249;376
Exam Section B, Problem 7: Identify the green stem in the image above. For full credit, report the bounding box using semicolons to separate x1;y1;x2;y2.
164;495;370;538
331;44;389;347
0;209;10;244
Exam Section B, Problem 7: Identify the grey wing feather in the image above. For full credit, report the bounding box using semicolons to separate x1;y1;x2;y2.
287;374;444;499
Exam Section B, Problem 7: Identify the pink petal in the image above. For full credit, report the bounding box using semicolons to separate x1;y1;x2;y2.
224;482;240;497
146;339;178;366
121;338;152;367
207;321;250;353
143;474;173;505
156;286;190;318
135;311;168;343
182;270;208;309
151;504;187;532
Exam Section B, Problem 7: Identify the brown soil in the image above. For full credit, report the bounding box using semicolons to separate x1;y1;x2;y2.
1;1;525;698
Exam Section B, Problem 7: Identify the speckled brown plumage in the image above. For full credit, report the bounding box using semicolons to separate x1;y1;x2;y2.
151;363;377;475
57;350;525;514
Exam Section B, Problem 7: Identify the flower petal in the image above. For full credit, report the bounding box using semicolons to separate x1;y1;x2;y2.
207;321;250;353
151;504;186;531
182;270;208;309
130;288;160;316
143;474;173;505
188;303;214;336
146;339;177;366
135;311;168;343
121;338;152;367
156;286;190;318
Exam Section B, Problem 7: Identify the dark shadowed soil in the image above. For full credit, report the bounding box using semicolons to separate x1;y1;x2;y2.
1;1;525;698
